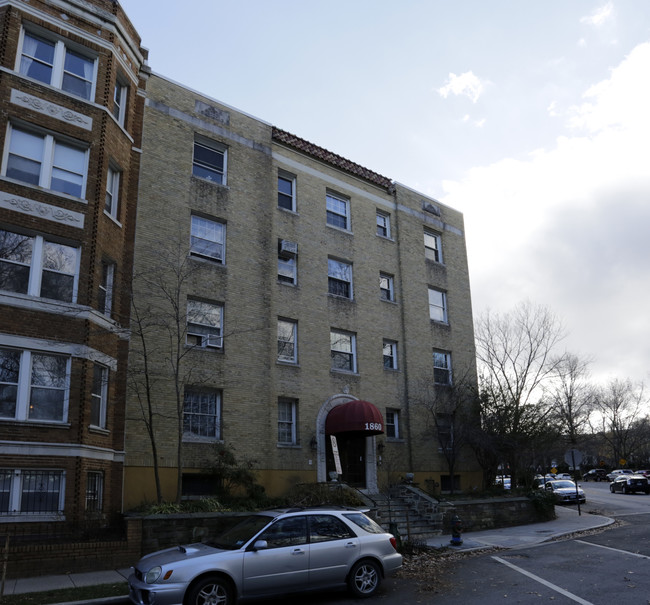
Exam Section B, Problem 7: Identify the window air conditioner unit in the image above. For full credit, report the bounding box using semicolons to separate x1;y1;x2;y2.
205;335;223;348
280;240;298;256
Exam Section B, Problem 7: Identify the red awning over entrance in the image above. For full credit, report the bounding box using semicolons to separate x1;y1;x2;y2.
325;400;384;435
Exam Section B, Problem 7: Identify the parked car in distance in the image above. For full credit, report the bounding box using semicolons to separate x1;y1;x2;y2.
609;474;650;494
606;469;634;482
544;480;586;504
128;507;403;605
555;473;572;480
495;476;511;489
582;469;608;482
634;470;650;477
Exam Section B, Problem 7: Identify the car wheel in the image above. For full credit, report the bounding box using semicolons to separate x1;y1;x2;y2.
348;559;381;598
185;574;233;605
623;486;628;494
610;485;615;493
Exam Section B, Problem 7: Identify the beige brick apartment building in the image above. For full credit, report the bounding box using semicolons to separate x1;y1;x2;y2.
0;0;147;528
0;0;480;525
123;71;481;507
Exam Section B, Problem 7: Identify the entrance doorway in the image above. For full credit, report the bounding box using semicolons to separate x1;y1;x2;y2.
327;434;366;487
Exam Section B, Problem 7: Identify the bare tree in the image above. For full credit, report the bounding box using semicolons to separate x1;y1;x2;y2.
412;367;479;494
548;353;595;447
474;301;567;483
591;379;649;466
128;237;213;504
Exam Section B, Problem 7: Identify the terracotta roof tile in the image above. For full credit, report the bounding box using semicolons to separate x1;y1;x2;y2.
272;127;394;192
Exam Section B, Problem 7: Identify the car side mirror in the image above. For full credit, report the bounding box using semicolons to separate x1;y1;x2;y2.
252;540;268;551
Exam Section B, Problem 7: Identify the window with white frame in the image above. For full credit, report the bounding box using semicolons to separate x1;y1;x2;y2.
428;287;448;323
183;387;221;440
278;397;297;445
379;272;394;302
433;349;452;385
0;469;64;515
112;80;127;126
328;258;352;299
383;340;398;370
18;30;96;100
424;229;442;263
190;215;225;263
104;166;120;219
278;251;296;284
277;318;297;363
386;408;400;439
330;329;356;373
376;211;391;238
0;229;79;303
186;299;223;349
326;192;350;230
97;260;114;317
0;348;69;423
5;125;88;198
90;364;108;429
192;139;226;184
85;471;103;512
278;172;296;211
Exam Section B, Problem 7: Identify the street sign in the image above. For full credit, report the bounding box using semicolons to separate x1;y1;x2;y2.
564;449;583;467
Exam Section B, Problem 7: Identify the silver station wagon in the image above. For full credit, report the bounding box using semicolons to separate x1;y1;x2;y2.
128;507;402;605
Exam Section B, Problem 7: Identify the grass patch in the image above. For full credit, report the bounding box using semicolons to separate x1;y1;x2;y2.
0;581;127;605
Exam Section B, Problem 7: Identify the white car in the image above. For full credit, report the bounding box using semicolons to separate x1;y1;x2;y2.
606;469;634;482
129;507;402;605
544;480;586;504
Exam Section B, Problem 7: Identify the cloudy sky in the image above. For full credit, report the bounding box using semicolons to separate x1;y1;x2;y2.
120;1;650;385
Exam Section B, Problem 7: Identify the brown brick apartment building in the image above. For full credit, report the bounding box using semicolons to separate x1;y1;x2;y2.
0;0;147;529
123;71;481;507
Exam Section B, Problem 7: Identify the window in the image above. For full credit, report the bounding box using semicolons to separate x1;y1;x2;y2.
0;348;69;422
183;387;222;440
5;125;88;197
104;166;120;219
90;364;108;428
186;300;223;349
85;471;103;512
386;409;400;439
259;516;307;549
0;469;64;515
309;515;355;542
97;261;115;317
379;273;394;302
383;340;398;370
278;397;297;445
433;350;452;385
0;229;79;303
326;192;350;230
428;287;448;323
436;413;454;452
113;81;127;126
376;211;391;238
330;330;356;373
190;215;225;263
278;172;296;211
328;258;352;299
278;240;297;285
277;319;297;363
424;229;442;263
192;139;226;184
19;30;96;100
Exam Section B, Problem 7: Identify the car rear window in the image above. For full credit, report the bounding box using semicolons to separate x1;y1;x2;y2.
343;512;386;534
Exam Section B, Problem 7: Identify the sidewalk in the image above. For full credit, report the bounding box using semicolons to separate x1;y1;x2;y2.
1;506;614;602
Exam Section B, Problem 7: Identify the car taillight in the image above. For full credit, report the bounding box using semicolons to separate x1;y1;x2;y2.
389;536;397;550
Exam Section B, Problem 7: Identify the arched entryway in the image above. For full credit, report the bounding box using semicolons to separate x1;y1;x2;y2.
315;395;384;493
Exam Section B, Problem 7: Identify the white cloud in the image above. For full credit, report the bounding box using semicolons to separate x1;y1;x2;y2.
581;2;614;27
438;71;486;103
441;40;650;384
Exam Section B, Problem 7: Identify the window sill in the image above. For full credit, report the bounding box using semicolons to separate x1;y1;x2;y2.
277;206;299;215
326;224;353;236
277;443;301;449
327;294;354;302
89;425;109;435
103;209;123;228
330;369;359;377
277;360;300;367
0;513;66;523
0;418;70;428
0;175;88;204
376;234;395;243
191;175;229;189
182;436;222;444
